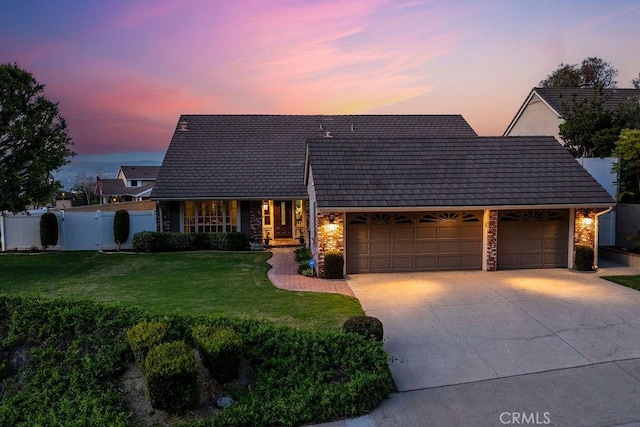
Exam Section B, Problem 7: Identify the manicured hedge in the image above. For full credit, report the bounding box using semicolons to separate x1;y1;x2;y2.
125;321;170;367
323;251;344;279
0;295;394;426
39;212;58;249
192;325;243;383
343;316;384;342
145;341;200;413
575;245;595;271
132;231;248;252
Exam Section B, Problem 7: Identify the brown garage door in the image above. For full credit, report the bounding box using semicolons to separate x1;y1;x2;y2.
497;210;569;270
346;211;483;273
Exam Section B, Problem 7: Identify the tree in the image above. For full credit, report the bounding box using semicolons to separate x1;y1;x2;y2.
613;129;640;201
540;57;618;88
559;88;619;157
0;63;75;213
632;73;640;89
113;209;130;251
73;172;96;205
39;212;59;249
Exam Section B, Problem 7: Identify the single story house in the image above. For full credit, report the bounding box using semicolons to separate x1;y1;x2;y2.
152;115;614;276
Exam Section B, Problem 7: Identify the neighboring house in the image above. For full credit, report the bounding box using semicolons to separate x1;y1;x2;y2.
152;115;613;276
503;87;640;246
97;165;160;204
504;87;640;140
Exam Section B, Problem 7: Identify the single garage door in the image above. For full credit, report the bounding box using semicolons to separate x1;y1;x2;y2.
497;210;569;269
346;211;483;273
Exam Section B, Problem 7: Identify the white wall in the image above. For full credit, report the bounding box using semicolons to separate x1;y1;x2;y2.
1;210;157;251
577;157;618;246
506;94;563;141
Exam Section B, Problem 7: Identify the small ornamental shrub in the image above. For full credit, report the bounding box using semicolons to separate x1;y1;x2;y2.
294;247;312;263
39;212;58;249
144;341;199;414
125;321;170;367
575;245;595;271
343;316;384;342
113;209;130;251
323;251;344;279
191;325;243;383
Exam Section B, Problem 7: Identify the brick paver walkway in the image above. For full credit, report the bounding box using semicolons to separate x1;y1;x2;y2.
266;248;355;297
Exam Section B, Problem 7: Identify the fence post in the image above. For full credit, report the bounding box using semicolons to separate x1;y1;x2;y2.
95;210;102;251
0;214;5;252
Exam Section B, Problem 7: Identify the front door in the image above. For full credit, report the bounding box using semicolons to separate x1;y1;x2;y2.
274;200;293;239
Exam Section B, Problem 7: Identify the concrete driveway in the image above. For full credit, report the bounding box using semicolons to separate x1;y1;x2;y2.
348;265;640;392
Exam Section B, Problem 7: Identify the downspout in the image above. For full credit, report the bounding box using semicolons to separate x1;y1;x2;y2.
594;206;614;269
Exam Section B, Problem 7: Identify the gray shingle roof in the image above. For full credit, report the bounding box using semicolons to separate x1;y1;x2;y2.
151;115;477;200
534;87;640;116
307;136;615;209
119;166;160;180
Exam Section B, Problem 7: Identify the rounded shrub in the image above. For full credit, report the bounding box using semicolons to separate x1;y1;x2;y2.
144;341;199;413
191;325;243;383
39;212;58;249
323;251;344;279
113;209;130;250
575;245;594;271
125;321;170;367
343;316;384;342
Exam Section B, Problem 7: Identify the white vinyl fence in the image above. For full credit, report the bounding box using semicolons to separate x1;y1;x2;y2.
1;210;157;251
577;157;617;247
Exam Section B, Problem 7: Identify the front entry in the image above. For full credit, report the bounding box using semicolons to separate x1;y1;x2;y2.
274;200;293;238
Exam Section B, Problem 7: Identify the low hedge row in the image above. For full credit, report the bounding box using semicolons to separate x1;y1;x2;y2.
132;231;248;252
0;295;394;426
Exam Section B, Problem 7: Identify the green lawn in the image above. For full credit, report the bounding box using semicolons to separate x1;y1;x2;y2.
0;251;363;330
602;275;640;291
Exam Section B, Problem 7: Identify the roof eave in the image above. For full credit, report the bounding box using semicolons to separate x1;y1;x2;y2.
316;203;615;213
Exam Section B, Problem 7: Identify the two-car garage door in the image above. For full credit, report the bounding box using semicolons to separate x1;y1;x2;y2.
346;211;483;274
345;209;570;273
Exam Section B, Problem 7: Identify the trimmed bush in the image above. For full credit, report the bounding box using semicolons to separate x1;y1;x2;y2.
191;325;243;383
294;247;312;263
575;245;595;271
323;251;344;279
144;341;199;414
132;231;247;252
113;209;130;250
125;321;170;367
343;316;384;342
39;212;58;249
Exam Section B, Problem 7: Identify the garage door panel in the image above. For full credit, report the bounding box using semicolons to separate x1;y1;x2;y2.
370;227;391;240
370;242;391;255
370;257;392;271
520;239;544;251
416;227;437;239
438;227;461;239
393;257;415;270
438;241;460;253
416;242;437;254
346;211;483;273
393;227;415;240
393;242;415;254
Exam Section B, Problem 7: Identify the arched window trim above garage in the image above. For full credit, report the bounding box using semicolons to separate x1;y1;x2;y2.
349;211;483;225
500;210;568;222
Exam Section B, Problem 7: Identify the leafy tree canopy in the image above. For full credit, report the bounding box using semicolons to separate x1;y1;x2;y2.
633;73;640;89
0;63;75;213
613;129;640;201
540;57;618;88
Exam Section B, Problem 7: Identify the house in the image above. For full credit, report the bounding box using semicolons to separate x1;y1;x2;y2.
97;166;160;204
152;115;613;276
503;87;640;140
503;87;640;247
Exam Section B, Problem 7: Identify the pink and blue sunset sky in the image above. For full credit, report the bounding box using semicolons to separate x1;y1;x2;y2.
2;0;640;155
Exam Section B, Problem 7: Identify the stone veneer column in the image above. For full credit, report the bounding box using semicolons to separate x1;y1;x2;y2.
316;212;344;277
249;201;263;242
574;208;596;249
486;210;498;271
157;201;171;232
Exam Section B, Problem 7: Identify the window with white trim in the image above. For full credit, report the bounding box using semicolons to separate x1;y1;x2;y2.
183;200;238;233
